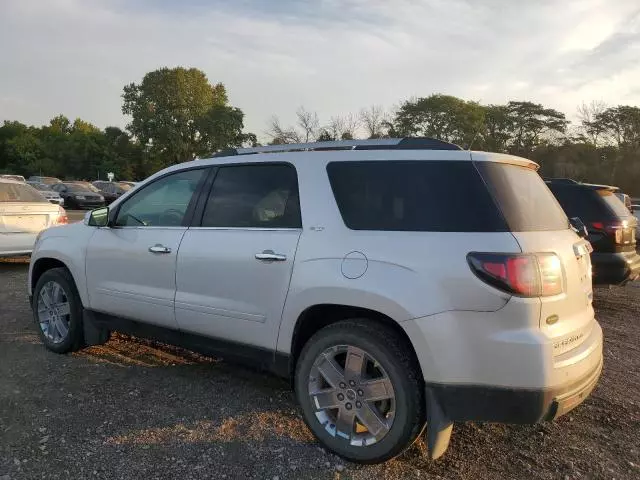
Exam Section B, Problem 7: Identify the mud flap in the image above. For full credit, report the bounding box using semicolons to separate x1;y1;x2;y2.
425;387;453;460
82;310;110;346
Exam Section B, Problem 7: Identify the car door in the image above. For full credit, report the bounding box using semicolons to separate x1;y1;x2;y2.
175;163;302;350
85;167;208;329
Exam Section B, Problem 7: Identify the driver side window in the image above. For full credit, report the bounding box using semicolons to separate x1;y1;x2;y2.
115;169;205;227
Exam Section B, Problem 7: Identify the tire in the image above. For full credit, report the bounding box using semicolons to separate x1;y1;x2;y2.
295;319;425;464
32;267;85;353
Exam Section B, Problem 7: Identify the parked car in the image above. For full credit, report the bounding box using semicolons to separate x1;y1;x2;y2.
49;182;105;210
547;179;640;285
28;176;62;185
1;178;68;257
0;174;26;182
27;182;64;206
28;138;602;464
92;181;133;205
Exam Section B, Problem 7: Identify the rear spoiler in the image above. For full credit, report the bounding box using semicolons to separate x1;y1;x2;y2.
470;152;539;170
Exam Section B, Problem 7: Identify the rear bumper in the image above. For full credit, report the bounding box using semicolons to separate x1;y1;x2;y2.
591;251;640;285
427;356;602;424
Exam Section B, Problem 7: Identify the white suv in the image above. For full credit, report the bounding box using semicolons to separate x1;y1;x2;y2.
28;138;603;464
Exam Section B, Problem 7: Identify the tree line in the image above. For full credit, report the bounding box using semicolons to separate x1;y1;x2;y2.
1;67;639;196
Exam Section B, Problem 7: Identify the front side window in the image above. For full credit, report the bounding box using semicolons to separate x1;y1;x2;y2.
201;164;301;228
115;169;205;227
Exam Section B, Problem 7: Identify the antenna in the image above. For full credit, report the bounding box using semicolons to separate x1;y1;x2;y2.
467;131;480;151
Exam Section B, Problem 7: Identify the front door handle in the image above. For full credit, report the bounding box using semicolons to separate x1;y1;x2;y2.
255;250;287;262
149;244;171;254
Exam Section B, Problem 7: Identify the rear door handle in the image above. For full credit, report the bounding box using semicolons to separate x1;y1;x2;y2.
255;250;287;262
149;244;171;254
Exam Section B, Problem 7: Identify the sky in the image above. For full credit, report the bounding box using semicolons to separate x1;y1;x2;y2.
1;0;639;140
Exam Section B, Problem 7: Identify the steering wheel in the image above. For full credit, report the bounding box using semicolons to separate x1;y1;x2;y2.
159;208;184;226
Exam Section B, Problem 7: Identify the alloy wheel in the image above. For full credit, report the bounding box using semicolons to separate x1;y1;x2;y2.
308;345;396;446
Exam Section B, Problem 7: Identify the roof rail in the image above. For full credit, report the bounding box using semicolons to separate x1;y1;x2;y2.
214;137;462;157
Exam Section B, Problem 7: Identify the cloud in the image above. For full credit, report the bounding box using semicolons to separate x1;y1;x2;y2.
1;0;639;139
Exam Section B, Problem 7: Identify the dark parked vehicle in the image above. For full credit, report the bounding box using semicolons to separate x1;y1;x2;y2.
50;182;105;210
547;179;640;285
28;176;62;185
92;181;133;205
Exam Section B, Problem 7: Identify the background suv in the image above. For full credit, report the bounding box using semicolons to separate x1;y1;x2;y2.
28;138;603;464
547;179;640;285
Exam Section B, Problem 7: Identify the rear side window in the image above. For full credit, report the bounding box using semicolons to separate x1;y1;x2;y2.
477;163;568;231
327;161;507;232
0;183;47;203
201;164;301;228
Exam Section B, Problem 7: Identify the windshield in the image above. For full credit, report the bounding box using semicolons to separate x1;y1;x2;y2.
0;183;48;202
65;184;93;193
29;183;51;191
477;162;569;231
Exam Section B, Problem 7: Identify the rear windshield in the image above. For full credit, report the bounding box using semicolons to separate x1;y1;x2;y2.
548;185;628;222
0;183;47;203
477;163;569;231
601;191;632;218
327;161;508;232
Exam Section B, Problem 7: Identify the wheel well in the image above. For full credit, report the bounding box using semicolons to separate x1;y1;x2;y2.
31;258;69;292
289;304;421;379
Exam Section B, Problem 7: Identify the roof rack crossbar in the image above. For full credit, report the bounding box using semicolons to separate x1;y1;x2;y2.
215;137;462;157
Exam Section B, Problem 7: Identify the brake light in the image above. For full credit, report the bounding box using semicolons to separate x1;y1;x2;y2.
467;252;564;297
591;221;627;244
52;206;68;225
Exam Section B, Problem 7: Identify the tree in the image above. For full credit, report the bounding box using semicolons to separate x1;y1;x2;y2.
266;116;301;144
587;105;640;148
505;101;568;154
360;105;386;138
483;105;513;152
122;67;253;166
296;107;319;142
390;94;485;147
576;101;607;145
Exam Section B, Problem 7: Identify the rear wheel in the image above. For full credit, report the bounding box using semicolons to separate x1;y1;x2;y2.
32;268;85;353
295;320;425;463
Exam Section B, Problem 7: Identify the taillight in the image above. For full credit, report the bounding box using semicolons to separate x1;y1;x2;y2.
52;206;68;225
467;252;564;297
591;221;627;244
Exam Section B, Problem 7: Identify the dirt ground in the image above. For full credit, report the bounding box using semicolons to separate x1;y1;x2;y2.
0;259;638;479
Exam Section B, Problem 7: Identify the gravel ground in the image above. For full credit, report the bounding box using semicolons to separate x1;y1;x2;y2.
0;259;639;480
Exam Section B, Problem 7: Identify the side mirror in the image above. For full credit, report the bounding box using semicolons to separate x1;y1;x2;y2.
88;207;110;227
570;217;588;238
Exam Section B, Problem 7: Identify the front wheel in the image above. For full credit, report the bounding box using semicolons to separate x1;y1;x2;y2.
32;268;85;353
295;320;426;464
